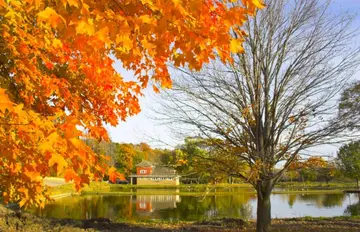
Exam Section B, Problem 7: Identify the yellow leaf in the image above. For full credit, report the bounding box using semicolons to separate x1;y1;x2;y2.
19;198;27;208
251;0;265;8
70;138;83;149
172;0;181;6
242;0;265;8
142;38;155;51
0;88;14;112
230;39;244;53
52;38;63;49
37;7;65;27
49;153;67;174
4;10;16;19
39;131;59;153
96;26;110;43
116;35;133;51
139;15;152;24
67;0;78;7
76;20;95;35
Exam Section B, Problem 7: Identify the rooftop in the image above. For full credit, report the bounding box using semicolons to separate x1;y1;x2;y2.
135;160;154;167
151;166;177;176
133;160;179;177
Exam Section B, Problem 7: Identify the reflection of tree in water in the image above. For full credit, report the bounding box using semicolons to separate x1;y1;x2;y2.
288;194;297;208
284;194;345;208
158;194;254;221
296;194;345;208
34;193;352;221
31;195;134;220
297;194;323;207
322;194;345;208
33;194;256;221
344;194;360;216
345;203;360;216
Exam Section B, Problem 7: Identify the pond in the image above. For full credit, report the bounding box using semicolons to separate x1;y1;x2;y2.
31;192;360;221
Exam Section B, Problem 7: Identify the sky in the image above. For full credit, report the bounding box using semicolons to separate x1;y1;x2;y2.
107;0;360;158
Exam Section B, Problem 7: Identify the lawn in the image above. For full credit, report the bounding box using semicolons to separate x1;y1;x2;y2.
48;181;356;198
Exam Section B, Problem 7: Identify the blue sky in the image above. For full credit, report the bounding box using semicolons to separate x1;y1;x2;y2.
108;0;360;158
332;0;360;9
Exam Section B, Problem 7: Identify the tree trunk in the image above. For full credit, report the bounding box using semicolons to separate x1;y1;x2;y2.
256;181;272;232
357;178;359;189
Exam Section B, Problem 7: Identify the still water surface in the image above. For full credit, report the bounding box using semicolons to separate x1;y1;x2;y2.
33;191;360;221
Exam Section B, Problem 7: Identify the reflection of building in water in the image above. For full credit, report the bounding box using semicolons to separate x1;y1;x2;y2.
135;195;180;213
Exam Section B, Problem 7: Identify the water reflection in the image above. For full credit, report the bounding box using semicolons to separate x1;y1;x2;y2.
135;195;180;213
297;193;345;207
31;192;360;221
344;194;360;216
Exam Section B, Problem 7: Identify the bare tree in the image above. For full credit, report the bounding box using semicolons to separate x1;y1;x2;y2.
152;0;360;231
339;80;360;128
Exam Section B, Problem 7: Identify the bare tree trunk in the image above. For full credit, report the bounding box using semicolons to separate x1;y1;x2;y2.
256;181;272;232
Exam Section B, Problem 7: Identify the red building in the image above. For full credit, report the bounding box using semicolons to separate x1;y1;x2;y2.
130;160;180;185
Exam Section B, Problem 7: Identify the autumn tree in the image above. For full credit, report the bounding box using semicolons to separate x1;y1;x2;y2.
112;143;136;175
337;141;360;189
299;157;325;182
288;157;336;183
316;161;337;184
159;149;177;166
0;0;263;207
175;137;247;184
83;139;116;166
83;140;165;175
153;0;360;231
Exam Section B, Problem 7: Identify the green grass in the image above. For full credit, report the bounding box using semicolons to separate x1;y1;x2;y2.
49;181;356;198
109;182;252;189
276;181;358;189
82;189;345;196
272;189;344;194
48;183;75;196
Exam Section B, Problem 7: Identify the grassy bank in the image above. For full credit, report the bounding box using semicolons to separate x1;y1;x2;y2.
276;181;358;189
79;189;345;196
48;181;355;198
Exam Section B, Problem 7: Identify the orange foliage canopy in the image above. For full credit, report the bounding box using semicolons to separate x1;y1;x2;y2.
0;0;263;207
288;156;327;170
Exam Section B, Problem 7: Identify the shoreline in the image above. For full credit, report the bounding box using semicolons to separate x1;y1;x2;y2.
51;189;354;200
48;181;360;200
50;189;347;201
2;208;360;232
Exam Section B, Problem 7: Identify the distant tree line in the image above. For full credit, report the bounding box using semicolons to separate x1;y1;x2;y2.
82;139;173;176
82;137;360;188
